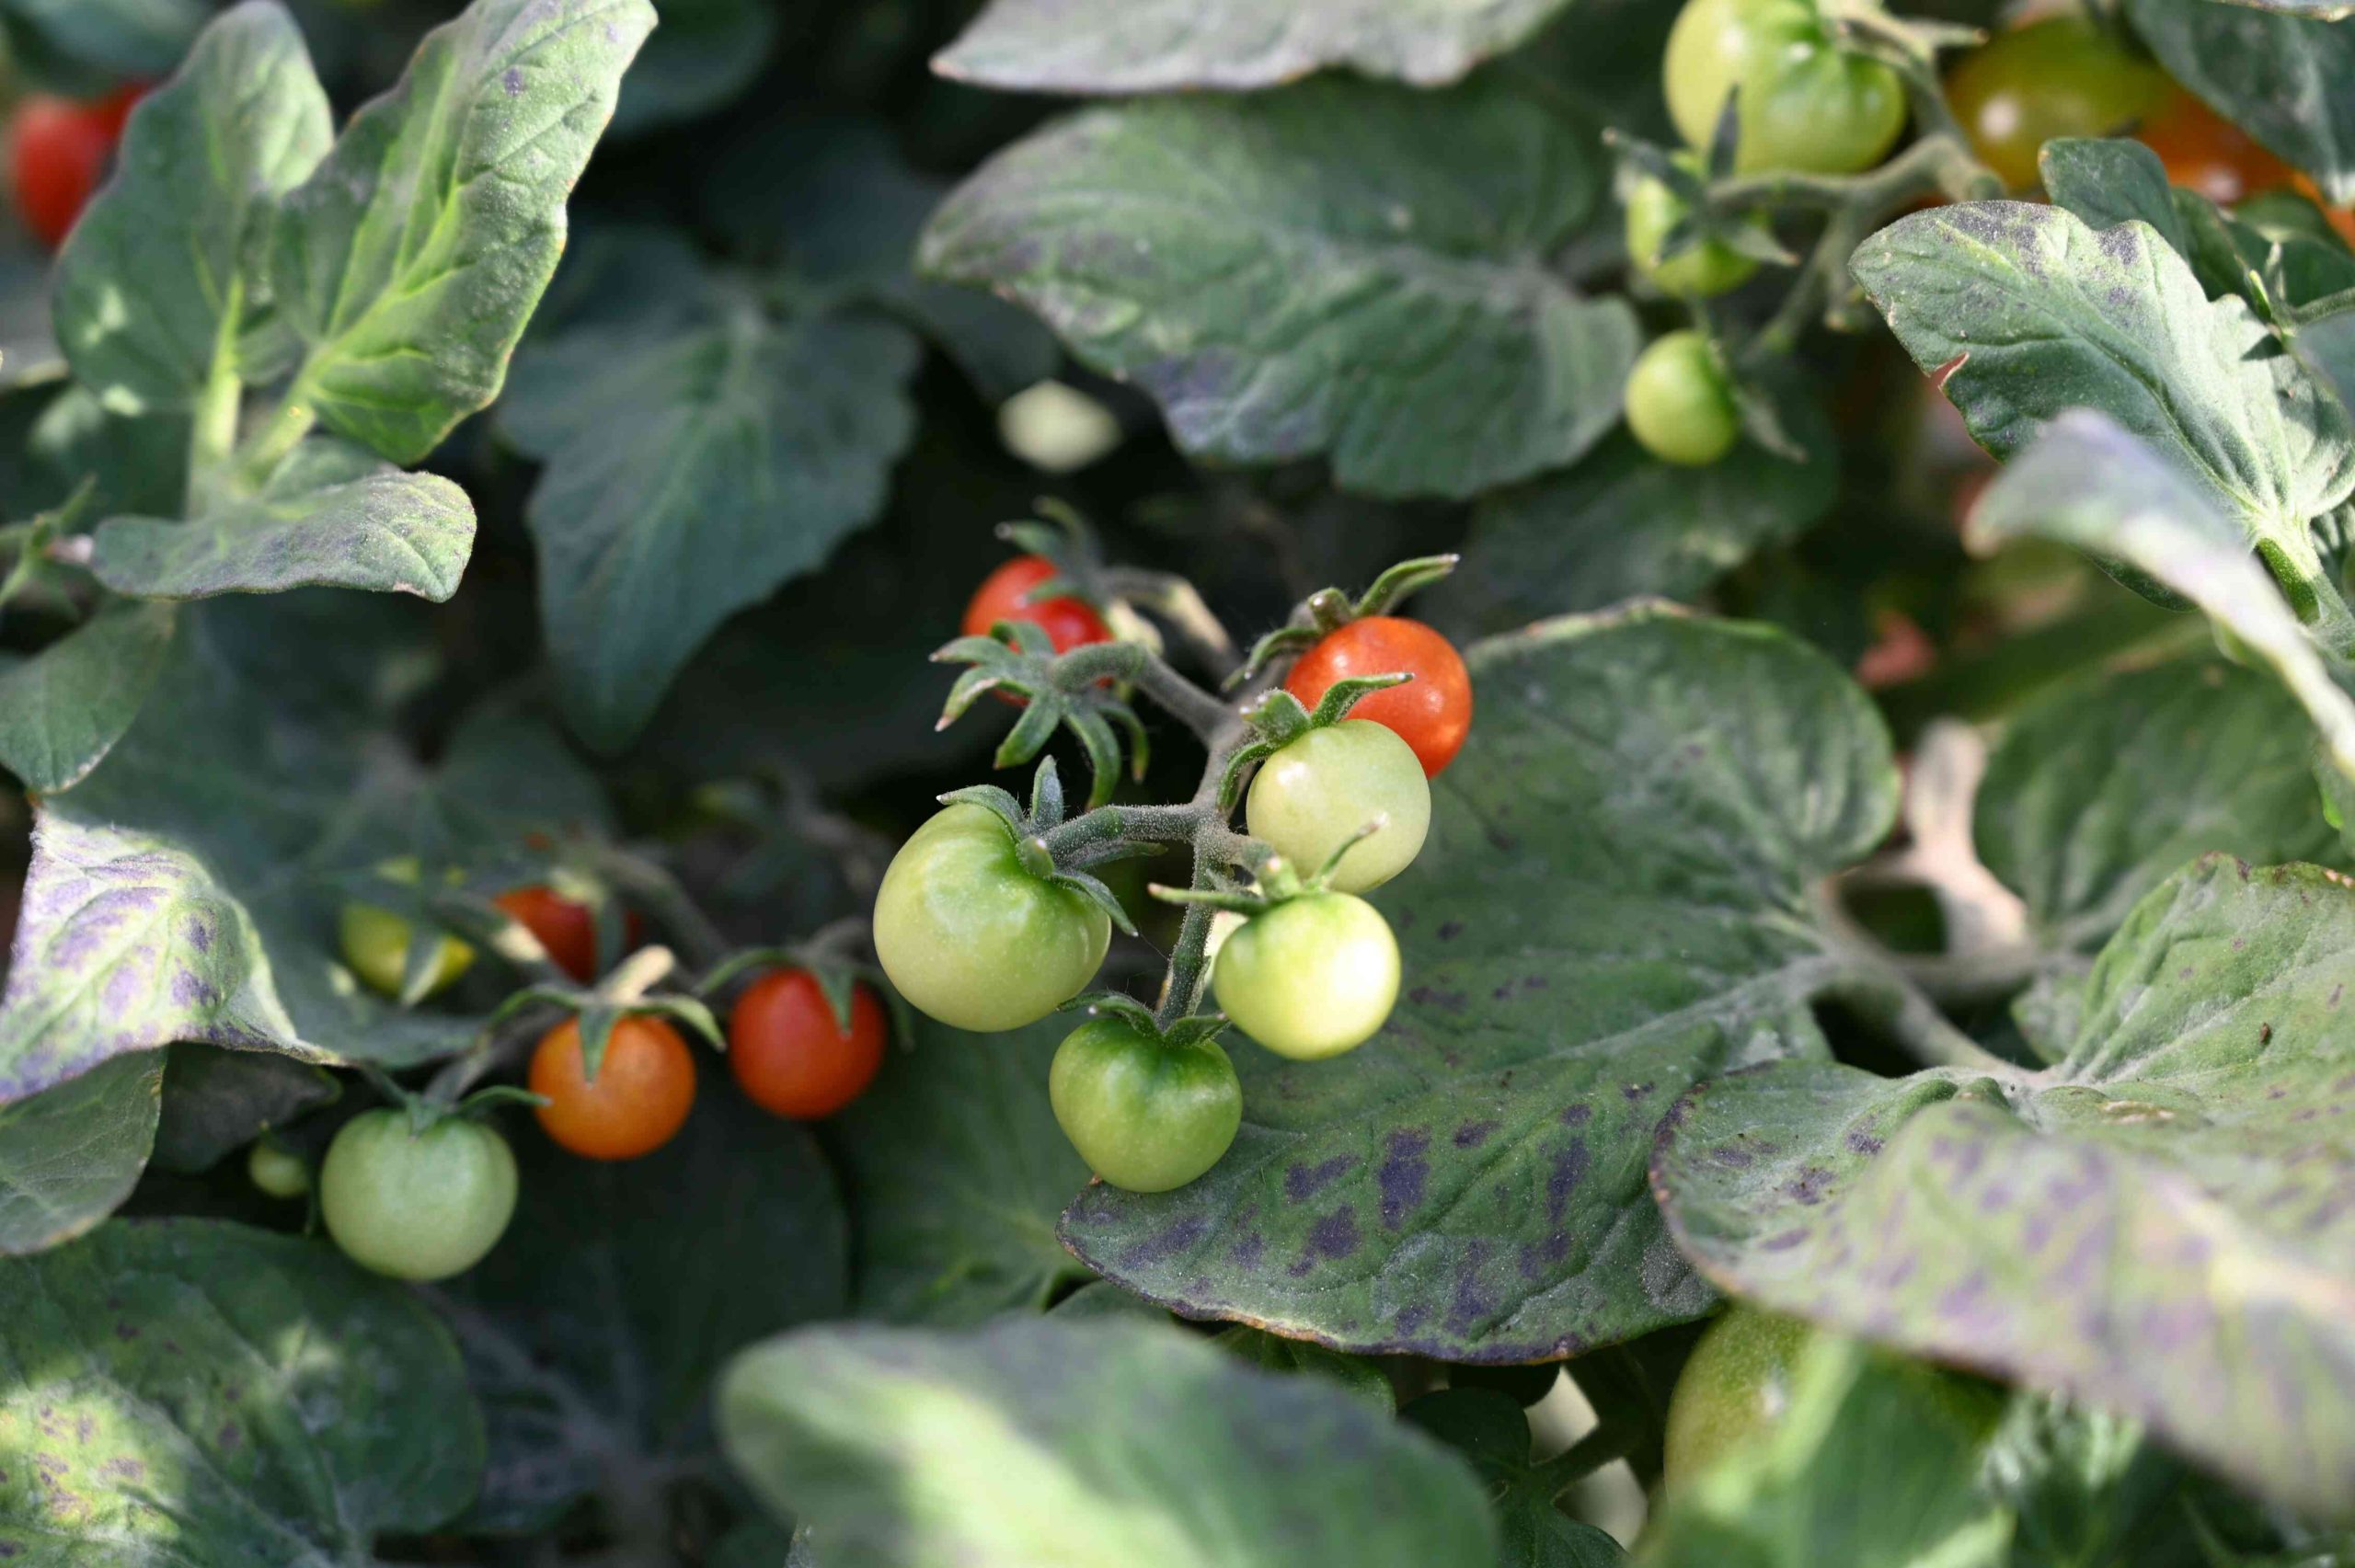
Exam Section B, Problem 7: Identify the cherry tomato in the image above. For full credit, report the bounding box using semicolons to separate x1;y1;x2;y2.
728;968;888;1119
873;803;1113;1032
530;1014;698;1161
1662;1307;1816;1485
9;87;140;249
1663;0;1907;176
493;885;641;984
1283;616;1474;777
1626;152;1766;300
1625;331;1740;468
1049;1017;1243;1192
1212;892;1400;1060
2140;89;2295;207
319;1109;518;1281
339;857;476;1000
247;1141;310;1200
962;555;1110;654
1246;720;1430;893
1943;17;2169;191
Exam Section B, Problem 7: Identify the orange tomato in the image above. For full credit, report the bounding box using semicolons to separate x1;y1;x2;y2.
530;1014;696;1160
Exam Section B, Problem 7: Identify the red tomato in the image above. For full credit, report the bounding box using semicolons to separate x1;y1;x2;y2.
2140;90;2293;207
493;885;642;984
1283;617;1474;777
728;969;887;1119
962;556;1110;654
530;1014;696;1161
10;90;138;249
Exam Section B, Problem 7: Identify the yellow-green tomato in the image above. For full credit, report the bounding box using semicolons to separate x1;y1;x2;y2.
1049;1018;1243;1192
1626;154;1765;299
1664;0;1908;176
1662;1306;1816;1485
873;804;1113;1033
1246;720;1430;893
1213;893;1400;1060
246;1140;309;1200
319;1109;518;1281
339;856;475;1000
1626;332;1741;468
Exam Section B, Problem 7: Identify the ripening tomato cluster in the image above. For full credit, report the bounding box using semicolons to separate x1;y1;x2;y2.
7;85;143;249
294;868;891;1280
875;558;1474;1195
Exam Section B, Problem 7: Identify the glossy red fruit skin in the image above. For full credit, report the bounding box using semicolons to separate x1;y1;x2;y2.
962;556;1110;654
1283;617;1474;777
493;885;642;984
728;969;888;1119
10;91;132;249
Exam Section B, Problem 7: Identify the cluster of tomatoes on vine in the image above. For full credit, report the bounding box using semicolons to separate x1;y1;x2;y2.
1618;0;2351;473
870;528;1475;1196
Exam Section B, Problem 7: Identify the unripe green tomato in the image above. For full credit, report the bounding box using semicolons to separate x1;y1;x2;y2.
1662;1306;1815;1485
1213;892;1400;1060
1944;16;2169;192
319;1109;518;1281
1664;0;1908;176
339;856;475;1000
1625;332;1741;468
1246;721;1430;893
1049;1018;1243;1192
1626;155;1764;300
246;1140;309;1200
873;803;1112;1033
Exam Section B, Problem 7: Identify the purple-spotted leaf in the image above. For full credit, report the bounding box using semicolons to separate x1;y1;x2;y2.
1063;608;1901;1360
1655;855;2355;1521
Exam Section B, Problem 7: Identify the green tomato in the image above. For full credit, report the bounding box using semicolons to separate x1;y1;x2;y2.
1213;892;1399;1060
1662;1306;1815;1485
873;803;1112;1033
318;1109;518;1281
339;856;475;1000
246;1140;310;1200
1049;1018;1243;1192
1625;332;1740;468
1944;16;2169;192
1246;720;1430;894
1626;154;1765;299
1664;0;1908;176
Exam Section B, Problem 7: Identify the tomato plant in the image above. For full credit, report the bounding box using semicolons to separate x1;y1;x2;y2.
2;0;2353;1561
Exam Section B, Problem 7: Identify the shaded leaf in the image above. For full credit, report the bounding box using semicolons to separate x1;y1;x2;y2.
1064;608;1900;1360
921;75;1636;500
149;1042;336;1173
29;386;189;519
0;600;177;793
0;0;203;93
270;0;657;463
610;0;775;136
2129;0;2355;204
0;1052;159;1254
719;1317;1498;1568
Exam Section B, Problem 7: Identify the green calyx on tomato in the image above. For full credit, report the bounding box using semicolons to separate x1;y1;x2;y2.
874;800;1116;1033
1662;1306;1817;1486
1944;16;2170;192
1246;719;1430;894
1213;891;1400;1060
1664;0;1908;176
319;1107;518;1281
1050;1013;1243;1192
1626;331;1742;468
339;856;476;1001
1626;153;1770;301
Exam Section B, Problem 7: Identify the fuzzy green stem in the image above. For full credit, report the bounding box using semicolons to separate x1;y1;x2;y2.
236;395;317;486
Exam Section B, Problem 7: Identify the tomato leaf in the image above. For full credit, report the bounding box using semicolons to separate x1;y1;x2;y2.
830;1014;1092;1324
934;0;1578;93
53;1;331;415
718;1318;1499;1568
503;303;920;753
608;0;775;138
1064;608;1901;1360
0;0;203;94
1656;854;2355;1521
442;1091;848;1533
0;599;177;793
149;1042;336;1173
0;1219;484;1555
0;1052;159;1255
269;0;656;464
92;437;476;601
920;75;1637;501
2128;0;2355;204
